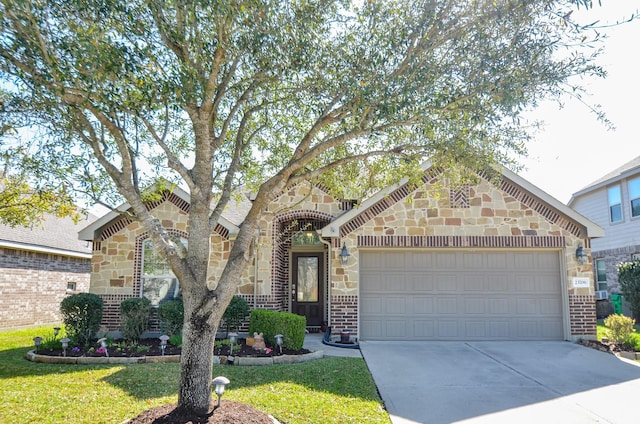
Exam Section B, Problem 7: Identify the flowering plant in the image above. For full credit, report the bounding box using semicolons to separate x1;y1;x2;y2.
71;347;80;353
96;346;107;355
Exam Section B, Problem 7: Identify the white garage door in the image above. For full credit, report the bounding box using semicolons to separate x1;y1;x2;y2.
360;250;564;341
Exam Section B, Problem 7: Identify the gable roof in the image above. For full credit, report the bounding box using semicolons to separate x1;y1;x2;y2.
0;213;95;258
78;187;241;241
568;155;640;205
321;161;604;239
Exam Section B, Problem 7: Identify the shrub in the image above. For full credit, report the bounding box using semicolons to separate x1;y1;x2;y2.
169;333;182;347
120;297;152;341
623;332;640;351
604;314;636;345
618;261;640;319
39;331;62;351
158;299;184;336
249;309;306;350
222;296;250;336
60;293;104;347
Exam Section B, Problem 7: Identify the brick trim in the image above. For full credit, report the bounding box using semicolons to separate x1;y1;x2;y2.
499;179;584;238
330;295;358;337
340;168;440;237
339;168;586;238
99;191;229;241
357;235;566;249
569;294;596;337
271;211;333;312
133;229;189;297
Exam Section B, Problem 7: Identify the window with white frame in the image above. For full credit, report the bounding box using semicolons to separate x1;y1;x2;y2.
629;177;640;218
595;259;607;291
608;185;623;223
141;239;183;306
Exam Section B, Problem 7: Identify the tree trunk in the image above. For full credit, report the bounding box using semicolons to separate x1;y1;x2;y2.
177;301;218;415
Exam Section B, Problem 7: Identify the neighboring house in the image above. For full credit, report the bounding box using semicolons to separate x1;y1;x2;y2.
0;214;93;329
569;155;640;315
79;162;603;341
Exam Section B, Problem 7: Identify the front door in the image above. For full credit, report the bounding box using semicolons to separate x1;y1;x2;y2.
291;252;324;327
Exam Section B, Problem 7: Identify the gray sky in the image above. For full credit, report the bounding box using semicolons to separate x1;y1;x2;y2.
520;2;640;203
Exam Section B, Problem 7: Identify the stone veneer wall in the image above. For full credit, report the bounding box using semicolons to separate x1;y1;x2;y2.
0;247;90;329
90;198;233;331
332;175;596;340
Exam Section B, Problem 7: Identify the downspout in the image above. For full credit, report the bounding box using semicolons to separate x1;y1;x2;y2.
318;233;332;327
253;229;259;309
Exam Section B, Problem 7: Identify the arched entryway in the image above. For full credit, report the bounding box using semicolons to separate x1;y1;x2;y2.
272;211;332;330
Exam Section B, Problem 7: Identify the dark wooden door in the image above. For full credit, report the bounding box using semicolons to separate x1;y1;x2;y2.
291;252;324;327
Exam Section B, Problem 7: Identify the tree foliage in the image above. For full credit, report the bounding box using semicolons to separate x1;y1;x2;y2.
0;0;611;414
618;261;640;319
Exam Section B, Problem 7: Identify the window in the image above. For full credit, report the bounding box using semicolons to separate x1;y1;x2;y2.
629;178;640;218
608;185;623;223
595;259;607;291
141;239;182;306
66;281;77;291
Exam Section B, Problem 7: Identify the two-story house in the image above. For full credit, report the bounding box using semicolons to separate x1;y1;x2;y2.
569;155;640;316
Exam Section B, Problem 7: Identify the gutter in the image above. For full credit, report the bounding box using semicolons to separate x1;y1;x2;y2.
318;233;332;327
0;240;92;259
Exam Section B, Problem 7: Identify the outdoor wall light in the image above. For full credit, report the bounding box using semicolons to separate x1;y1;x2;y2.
60;337;70;357
159;335;170;356
339;242;351;265
576;244;588;265
33;336;42;352
213;376;230;407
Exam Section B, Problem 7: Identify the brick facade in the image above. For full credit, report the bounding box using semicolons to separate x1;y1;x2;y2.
569;295;597;337
0;247;90;329
85;171;598;340
330;295;358;333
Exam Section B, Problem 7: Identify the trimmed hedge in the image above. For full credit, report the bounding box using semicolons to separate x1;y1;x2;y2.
158;299;184;336
120;297;152;341
248;309;306;350
60;293;104;347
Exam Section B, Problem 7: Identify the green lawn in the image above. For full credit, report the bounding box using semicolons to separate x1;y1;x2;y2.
0;326;390;424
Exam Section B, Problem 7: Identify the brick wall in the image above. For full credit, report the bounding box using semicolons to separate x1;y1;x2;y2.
330;295;358;336
569;295;597;339
0;247;90;329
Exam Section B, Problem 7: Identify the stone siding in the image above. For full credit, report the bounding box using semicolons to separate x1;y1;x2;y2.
336;175;595;339
0;247;90;329
87;174;597;339
90;200;234;330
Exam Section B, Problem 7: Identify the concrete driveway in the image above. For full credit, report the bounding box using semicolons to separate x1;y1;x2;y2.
360;341;640;424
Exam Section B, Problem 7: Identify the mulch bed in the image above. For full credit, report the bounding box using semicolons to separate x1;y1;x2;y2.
126;400;275;424
577;338;638;354
35;337;310;358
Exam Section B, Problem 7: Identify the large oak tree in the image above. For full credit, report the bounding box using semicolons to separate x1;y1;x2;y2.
0;0;606;415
